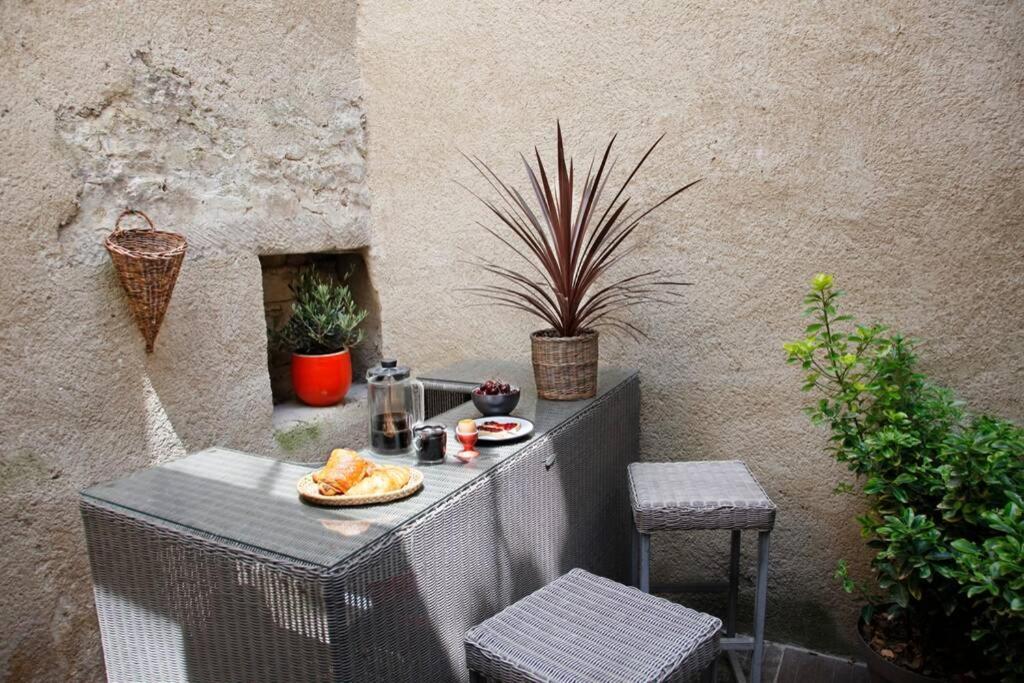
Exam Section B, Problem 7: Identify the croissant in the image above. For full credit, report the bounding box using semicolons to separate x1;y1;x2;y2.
312;449;345;483
314;449;370;496
346;465;411;496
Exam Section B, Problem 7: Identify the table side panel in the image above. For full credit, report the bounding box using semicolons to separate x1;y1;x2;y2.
323;376;640;682
81;499;333;683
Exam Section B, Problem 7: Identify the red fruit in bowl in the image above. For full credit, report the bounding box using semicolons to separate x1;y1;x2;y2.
477;379;520;397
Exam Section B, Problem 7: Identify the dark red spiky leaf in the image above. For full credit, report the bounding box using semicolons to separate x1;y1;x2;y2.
463;124;699;337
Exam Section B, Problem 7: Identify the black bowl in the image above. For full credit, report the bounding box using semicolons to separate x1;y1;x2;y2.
472;390;520;416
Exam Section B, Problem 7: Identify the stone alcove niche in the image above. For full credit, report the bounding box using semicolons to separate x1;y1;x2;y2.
260;251;382;407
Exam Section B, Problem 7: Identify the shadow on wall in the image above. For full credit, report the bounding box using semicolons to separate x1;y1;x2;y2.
1;264;199;681
114;253;275;454
654;531;847;654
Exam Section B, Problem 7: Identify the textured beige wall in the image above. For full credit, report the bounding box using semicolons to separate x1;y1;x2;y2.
1;1;1022;679
0;2;371;680
360;0;1024;655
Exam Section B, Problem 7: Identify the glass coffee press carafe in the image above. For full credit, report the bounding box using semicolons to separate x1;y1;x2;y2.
366;359;424;456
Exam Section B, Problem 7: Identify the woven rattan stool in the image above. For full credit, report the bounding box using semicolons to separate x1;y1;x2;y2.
465;568;721;682
628;461;776;683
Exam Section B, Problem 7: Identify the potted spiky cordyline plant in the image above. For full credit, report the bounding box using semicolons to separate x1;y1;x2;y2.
464;124;700;399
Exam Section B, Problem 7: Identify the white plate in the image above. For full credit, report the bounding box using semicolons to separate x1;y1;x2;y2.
473;416;535;442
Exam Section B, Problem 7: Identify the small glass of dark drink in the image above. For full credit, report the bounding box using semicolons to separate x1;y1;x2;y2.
413;424;447;465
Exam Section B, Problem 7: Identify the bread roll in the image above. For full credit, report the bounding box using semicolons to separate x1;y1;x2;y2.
346;465;411;496
313;448;356;483
314;449;370;495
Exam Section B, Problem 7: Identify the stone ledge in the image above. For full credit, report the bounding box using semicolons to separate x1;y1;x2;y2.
271;383;368;459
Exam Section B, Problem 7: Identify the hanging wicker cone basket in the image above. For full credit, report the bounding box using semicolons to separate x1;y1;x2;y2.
530;329;599;400
104;209;187;353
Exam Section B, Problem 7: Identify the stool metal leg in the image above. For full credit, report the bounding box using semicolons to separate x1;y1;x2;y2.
751;531;771;683
631;526;639;588
726;530;740;637
639;532;651;593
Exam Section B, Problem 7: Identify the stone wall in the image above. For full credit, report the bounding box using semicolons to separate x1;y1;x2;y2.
0;1;1022;680
0;2;371;680
359;0;1024;656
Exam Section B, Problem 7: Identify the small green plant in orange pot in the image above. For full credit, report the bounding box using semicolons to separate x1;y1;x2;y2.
276;268;366;406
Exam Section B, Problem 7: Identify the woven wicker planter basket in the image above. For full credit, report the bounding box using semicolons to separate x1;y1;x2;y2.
530;329;598;400
104;210;187;353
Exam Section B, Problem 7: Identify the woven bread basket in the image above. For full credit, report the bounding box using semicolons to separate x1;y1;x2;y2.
530;329;599;400
297;468;423;507
104;209;187;353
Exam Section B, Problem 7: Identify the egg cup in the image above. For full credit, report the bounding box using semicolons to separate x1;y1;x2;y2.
454;428;479;462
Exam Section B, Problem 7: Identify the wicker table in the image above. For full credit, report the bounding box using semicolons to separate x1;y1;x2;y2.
80;362;639;683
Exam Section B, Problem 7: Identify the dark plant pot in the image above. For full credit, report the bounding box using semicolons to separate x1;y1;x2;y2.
472;390;521;416
530;329;598;400
857;619;946;683
291;349;352;407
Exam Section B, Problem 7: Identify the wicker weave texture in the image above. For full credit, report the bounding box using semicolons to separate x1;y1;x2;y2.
104;209;187;353
530;329;599;400
323;376;639;681
82;500;333;683
465;568;721;683
81;368;640;682
83;370;632;569
423;380;475;419
628;460;777;532
85;449;475;568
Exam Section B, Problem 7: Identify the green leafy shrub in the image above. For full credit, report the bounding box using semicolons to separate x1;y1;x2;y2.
275;267;367;355
785;274;1024;680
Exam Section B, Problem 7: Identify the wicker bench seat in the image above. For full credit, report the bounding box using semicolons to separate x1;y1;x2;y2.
465;568;721;683
628;460;776;532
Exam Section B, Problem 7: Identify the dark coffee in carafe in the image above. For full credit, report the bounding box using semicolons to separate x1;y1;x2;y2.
367;358;424;456
371;412;412;454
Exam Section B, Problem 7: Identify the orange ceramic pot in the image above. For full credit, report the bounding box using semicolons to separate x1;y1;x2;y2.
291;349;352;407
